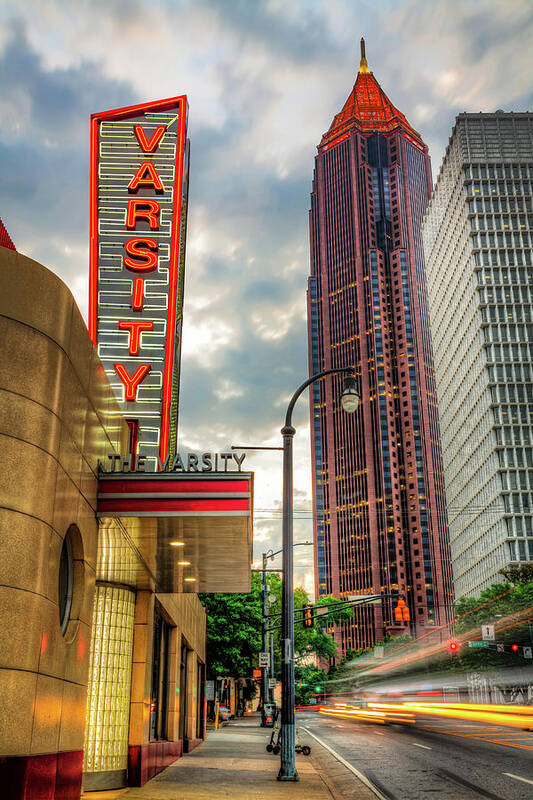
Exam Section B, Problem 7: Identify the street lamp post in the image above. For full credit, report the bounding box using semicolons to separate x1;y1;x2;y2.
277;368;359;782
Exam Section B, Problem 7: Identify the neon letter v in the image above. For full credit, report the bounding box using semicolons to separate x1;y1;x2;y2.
134;125;166;153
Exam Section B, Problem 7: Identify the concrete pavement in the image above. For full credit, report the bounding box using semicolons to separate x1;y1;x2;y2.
82;715;376;800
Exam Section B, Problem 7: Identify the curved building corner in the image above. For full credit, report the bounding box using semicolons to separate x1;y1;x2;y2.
0;245;227;799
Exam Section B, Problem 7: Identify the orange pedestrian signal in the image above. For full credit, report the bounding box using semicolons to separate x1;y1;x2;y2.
394;598;410;622
303;605;314;628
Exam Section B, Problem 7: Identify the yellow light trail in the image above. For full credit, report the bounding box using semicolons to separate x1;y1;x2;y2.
366;702;533;730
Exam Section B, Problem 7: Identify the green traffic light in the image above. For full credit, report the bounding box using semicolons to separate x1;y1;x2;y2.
315;685;321;692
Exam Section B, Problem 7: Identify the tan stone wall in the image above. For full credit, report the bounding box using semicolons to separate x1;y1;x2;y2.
0;246;127;758
128;592;206;747
129;590;155;747
157;593;206;663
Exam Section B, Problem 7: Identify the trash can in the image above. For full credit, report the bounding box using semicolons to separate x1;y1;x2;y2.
261;702;277;727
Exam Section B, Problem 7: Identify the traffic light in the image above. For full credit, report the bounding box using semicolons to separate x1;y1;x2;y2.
511;643;519;653
303;604;314;628
315;685;322;693
448;640;459;653
394;598;410;622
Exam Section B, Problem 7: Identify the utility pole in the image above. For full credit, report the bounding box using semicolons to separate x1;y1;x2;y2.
269;626;275;703
261;552;268;714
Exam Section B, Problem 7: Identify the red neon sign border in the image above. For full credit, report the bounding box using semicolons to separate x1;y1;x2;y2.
89;94;188;464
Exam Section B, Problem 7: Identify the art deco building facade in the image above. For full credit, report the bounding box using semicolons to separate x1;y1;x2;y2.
307;43;453;654
422;112;533;598
0;241;252;798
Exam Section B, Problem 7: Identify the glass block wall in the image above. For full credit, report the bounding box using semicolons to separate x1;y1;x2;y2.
423;112;533;597
83;584;135;779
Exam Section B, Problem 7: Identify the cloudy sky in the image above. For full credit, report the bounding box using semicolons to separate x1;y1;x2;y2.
1;0;532;595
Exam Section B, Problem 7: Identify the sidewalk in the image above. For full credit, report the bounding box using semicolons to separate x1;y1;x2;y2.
83;717;336;800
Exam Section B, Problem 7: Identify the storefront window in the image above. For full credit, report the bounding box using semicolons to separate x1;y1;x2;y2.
150;605;171;741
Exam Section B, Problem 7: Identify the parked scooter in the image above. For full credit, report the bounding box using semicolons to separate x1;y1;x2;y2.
266;726;311;756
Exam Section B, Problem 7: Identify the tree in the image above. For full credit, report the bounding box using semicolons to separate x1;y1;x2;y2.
454;581;533;635
294;593;354;664
295;665;329;705
200;575;353;679
498;564;533;584
199;572;264;678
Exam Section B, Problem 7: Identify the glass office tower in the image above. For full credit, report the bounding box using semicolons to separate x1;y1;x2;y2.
423;111;533;598
307;42;453;654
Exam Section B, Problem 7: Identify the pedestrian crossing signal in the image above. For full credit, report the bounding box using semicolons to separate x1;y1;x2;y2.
394;598;410;622
303;605;314;628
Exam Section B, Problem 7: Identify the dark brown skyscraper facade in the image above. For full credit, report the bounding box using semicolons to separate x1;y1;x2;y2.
307;42;453;655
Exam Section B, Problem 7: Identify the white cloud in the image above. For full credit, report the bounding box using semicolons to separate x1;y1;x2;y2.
181;314;236;367
213;378;245;401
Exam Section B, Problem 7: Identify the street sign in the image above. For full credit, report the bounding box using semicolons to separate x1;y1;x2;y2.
268;594;277;604
258;652;269;668
205;680;215;701
524;647;532;659
496;643;504;653
268;678;277;689
482;624;495;641
468;640;489;649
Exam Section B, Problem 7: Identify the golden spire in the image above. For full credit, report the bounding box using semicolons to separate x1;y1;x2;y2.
359;36;370;74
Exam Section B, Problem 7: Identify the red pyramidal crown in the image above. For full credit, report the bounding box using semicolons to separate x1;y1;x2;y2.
0;216;16;251
321;38;424;148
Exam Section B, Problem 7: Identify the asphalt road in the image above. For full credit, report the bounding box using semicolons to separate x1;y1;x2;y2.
298;710;533;799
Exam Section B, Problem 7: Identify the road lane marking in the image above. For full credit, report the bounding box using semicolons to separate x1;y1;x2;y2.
419;727;533;751
301;726;388;800
502;773;533;786
412;743;432;750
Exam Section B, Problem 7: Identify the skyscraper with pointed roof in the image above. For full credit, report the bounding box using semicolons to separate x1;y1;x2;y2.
307;40;453;655
0;216;15;251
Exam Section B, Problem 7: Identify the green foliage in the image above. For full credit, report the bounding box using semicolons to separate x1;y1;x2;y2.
293;591;354;664
199;574;354;679
294;665;328;705
199;572;265;678
448;580;533;671
454;581;533;634
498;564;533;585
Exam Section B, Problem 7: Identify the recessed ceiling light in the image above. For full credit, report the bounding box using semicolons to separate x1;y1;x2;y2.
170;541;185;547
178;561;191;566
184;577;196;582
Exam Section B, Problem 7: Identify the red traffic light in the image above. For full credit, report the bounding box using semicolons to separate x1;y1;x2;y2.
511;643;519;652
448;640;459;652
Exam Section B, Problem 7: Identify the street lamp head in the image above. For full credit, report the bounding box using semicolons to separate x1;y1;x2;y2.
341;375;360;414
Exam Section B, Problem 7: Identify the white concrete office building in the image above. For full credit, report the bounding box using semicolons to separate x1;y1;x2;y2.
422;112;533;597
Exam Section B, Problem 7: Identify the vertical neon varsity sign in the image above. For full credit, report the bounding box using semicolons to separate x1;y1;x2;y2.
89;96;189;470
